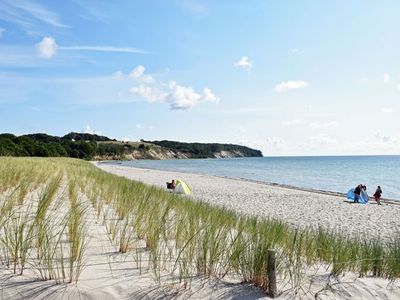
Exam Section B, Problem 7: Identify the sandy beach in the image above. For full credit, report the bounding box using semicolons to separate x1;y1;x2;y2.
97;163;400;242
2;160;400;300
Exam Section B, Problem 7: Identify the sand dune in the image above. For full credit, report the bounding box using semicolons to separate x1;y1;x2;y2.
2;162;400;299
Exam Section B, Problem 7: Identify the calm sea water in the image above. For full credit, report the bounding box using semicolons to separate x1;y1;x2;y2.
102;156;400;201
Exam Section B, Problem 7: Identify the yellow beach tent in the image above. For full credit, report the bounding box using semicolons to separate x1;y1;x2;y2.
174;179;192;195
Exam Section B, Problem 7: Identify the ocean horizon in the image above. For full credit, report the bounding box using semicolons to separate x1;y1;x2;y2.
102;155;400;201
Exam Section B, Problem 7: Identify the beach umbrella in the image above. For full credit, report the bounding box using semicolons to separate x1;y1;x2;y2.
174;179;192;195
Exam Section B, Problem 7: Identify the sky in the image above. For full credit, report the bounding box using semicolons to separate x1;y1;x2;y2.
1;0;400;156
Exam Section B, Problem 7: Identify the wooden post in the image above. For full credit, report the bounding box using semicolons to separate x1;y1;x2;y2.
267;249;277;298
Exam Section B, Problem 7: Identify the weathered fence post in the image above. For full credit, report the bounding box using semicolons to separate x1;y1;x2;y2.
267;249;277;298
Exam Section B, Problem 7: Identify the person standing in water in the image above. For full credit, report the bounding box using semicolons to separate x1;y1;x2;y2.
373;186;382;205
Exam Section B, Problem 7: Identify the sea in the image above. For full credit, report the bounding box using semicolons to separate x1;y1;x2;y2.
102;156;400;201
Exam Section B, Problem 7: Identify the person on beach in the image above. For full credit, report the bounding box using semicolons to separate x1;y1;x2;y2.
373;186;382;205
166;179;176;191
353;184;362;203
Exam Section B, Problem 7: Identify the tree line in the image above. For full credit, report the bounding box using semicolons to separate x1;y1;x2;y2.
0;133;263;160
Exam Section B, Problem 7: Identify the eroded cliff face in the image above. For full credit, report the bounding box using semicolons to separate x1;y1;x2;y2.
94;148;249;160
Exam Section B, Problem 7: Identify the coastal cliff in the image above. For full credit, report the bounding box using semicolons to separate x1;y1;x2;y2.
0;133;263;160
95;140;262;160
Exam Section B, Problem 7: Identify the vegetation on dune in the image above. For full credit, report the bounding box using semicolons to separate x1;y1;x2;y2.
0;157;399;294
0;132;263;160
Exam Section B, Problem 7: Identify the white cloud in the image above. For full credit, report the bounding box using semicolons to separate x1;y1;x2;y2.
381;107;393;113
129;65;154;83
274;80;308;93
290;48;299;54
130;85;166;102
234;56;252;70
167;81;219;110
309;121;338;129
36;36;57;58
60;45;146;54
384;73;390;83
35;37;146;59
202;87;219;102
0;0;69;33
130;70;219;110
0;28;4;38
130;65;145;78
83;125;101;135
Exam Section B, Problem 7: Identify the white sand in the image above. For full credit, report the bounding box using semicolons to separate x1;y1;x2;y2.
2;163;400;300
97;164;400;242
1;182;264;299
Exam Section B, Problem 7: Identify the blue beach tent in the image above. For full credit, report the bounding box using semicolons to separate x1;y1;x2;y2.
346;188;369;204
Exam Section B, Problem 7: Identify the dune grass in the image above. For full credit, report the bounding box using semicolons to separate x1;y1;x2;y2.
0;157;399;292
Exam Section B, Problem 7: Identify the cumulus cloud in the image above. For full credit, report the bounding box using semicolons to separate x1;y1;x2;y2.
130;65;145;78
130;85;166;102
384;73;390;83
234;56;252;70
381;107;393;113
130;65;154;83
129;66;219;110
36;36;57;58
167;81;219;110
274;80;308;93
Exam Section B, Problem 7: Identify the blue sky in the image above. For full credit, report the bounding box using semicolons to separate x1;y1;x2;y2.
1;0;400;156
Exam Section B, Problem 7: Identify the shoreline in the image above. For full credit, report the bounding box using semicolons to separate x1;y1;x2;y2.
97;161;400;205
96;163;400;242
